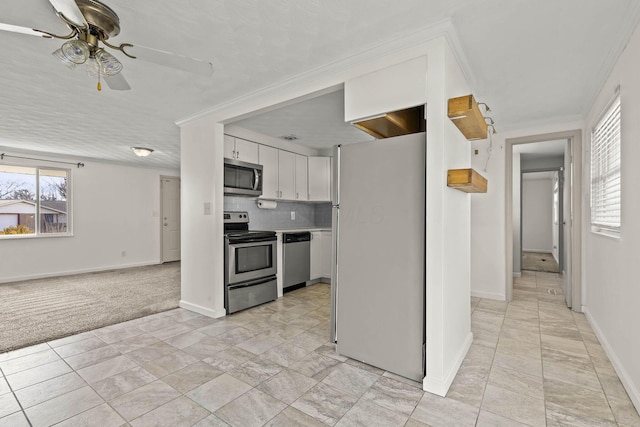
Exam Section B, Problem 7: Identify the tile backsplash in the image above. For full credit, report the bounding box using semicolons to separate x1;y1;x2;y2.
224;196;332;230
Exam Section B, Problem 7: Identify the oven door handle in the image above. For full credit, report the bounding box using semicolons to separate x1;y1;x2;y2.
228;236;276;245
229;276;276;290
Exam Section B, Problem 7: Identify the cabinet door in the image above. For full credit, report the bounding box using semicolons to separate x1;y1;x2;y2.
295;154;308;201
310;231;322;280
234;138;259;164
259;145;279;199
223;135;236;159
308;157;331;201
321;231;333;279
278;150;296;200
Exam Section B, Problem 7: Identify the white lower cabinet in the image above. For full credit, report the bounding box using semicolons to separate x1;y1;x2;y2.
310;231;322;280
310;231;332;281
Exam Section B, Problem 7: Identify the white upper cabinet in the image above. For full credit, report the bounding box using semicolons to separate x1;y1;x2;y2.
308;157;331;202
223;135;236;160
224;135;259;164
277;150;296;200
259;145;279;199
295;154;308;201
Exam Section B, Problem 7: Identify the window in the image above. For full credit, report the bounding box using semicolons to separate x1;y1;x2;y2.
590;95;621;234
0;165;70;237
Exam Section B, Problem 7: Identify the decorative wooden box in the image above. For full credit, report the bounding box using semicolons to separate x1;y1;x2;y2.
447;168;488;193
447;95;488;140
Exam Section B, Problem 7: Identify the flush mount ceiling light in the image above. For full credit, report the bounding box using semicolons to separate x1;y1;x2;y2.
0;0;214;91
131;147;153;157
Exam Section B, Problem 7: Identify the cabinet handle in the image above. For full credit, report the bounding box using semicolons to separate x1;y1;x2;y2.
296;192;299;199
237;151;240;159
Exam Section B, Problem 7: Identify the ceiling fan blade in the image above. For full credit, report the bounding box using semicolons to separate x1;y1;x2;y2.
104;73;131;91
48;0;88;28
125;44;213;76
0;23;49;37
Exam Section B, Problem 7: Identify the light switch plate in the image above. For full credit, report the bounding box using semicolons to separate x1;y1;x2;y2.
291;211;295;220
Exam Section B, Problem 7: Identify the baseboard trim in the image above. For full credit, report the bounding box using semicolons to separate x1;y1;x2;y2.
307;278;332;286
0;261;162;284
471;290;506;301
423;332;473;396
513;272;522;277
179;300;226;319
583;308;640;414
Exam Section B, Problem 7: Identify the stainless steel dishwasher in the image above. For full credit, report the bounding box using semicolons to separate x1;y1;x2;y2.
283;232;311;292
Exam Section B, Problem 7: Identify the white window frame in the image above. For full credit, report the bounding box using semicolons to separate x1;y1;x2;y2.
590;95;621;236
0;164;72;238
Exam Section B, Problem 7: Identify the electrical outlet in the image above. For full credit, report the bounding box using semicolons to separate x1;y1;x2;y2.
474;149;479;155
291;211;296;220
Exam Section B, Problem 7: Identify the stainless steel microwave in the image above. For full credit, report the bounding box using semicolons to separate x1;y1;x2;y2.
224;158;263;197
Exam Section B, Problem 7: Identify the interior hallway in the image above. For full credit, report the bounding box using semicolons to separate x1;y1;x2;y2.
0;275;638;426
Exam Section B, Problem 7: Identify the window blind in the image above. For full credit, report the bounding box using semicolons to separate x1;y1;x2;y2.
591;96;621;232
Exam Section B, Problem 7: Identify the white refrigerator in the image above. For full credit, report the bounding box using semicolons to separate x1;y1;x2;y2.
331;132;425;381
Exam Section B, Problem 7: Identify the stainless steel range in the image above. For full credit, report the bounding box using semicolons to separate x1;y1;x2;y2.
224;211;277;314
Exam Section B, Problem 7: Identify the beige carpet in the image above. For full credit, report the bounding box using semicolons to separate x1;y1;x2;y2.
522;251;560;273
0;263;180;353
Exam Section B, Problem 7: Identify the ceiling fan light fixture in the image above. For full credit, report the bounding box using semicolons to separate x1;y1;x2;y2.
131;147;153;157
52;48;77;70
60;39;90;64
95;49;123;76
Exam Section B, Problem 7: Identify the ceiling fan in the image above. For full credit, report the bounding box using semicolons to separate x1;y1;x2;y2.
0;0;214;91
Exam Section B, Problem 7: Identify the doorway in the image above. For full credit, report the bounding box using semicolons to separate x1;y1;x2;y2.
521;169;563;274
505;130;582;311
161;176;181;262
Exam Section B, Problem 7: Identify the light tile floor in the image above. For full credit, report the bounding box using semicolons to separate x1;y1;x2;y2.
1;273;639;426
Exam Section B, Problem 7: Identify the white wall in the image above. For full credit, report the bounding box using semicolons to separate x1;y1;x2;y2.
0;152;178;283
522;175;553;252
582;19;640;413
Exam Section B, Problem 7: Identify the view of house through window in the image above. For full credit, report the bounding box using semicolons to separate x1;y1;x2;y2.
0;165;70;236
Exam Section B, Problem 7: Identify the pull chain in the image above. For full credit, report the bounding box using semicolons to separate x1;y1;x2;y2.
97;63;102;91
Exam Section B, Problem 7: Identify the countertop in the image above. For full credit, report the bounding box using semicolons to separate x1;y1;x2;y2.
269;227;332;233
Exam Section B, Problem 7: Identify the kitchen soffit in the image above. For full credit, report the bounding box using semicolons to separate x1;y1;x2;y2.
0;0;638;169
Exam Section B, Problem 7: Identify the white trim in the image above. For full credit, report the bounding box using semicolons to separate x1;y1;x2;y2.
522;248;554;253
179;300;226;319
472;290;506;301
583;308;640;413
423;332;473;396
0;261;160;284
513;272;522;278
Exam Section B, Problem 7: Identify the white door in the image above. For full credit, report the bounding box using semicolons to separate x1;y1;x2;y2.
295;154;308;201
278;150;296;200
234;138;259;164
259;145;279;199
223;135;236;159
162;177;181;262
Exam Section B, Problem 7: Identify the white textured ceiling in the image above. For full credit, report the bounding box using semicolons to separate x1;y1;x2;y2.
232;90;375;150
0;1;639;169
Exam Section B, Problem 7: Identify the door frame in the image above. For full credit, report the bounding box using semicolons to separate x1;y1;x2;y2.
505;130;582;311
160;175;181;263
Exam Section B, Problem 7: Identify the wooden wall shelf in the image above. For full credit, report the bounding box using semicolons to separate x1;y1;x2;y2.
447;95;488;140
447;168;487;193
